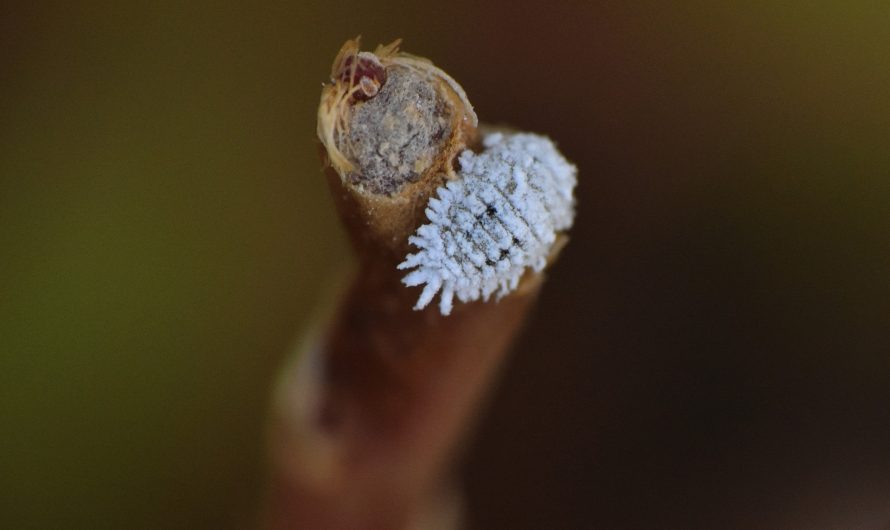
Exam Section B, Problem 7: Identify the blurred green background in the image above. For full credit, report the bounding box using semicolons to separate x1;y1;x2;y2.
2;2;889;529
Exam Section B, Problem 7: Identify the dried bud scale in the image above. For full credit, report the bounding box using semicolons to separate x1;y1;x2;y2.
317;38;479;255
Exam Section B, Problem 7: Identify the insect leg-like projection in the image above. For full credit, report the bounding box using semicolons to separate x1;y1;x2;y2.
399;131;577;315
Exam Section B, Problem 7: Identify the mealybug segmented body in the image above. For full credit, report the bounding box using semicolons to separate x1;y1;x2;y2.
398;132;577;315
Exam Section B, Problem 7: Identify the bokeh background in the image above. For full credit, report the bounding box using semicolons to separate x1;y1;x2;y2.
2;2;889;529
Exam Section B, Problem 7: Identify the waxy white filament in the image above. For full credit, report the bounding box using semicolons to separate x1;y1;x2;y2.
398;132;577;315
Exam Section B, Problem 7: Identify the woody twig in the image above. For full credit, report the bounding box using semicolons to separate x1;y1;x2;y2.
265;38;574;530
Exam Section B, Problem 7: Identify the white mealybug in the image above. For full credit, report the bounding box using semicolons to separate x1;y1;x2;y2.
398;131;577;315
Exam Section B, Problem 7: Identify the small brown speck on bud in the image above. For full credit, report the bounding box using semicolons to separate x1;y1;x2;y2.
337;52;386;102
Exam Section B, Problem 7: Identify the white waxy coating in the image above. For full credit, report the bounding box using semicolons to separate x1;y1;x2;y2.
398;132;577;315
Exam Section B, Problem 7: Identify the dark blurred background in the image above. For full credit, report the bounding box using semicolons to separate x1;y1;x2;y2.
2;2;889;529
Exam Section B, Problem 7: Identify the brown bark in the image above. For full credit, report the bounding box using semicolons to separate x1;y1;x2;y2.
264;38;549;529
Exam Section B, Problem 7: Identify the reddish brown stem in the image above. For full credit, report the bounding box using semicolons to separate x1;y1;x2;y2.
264;38;548;529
